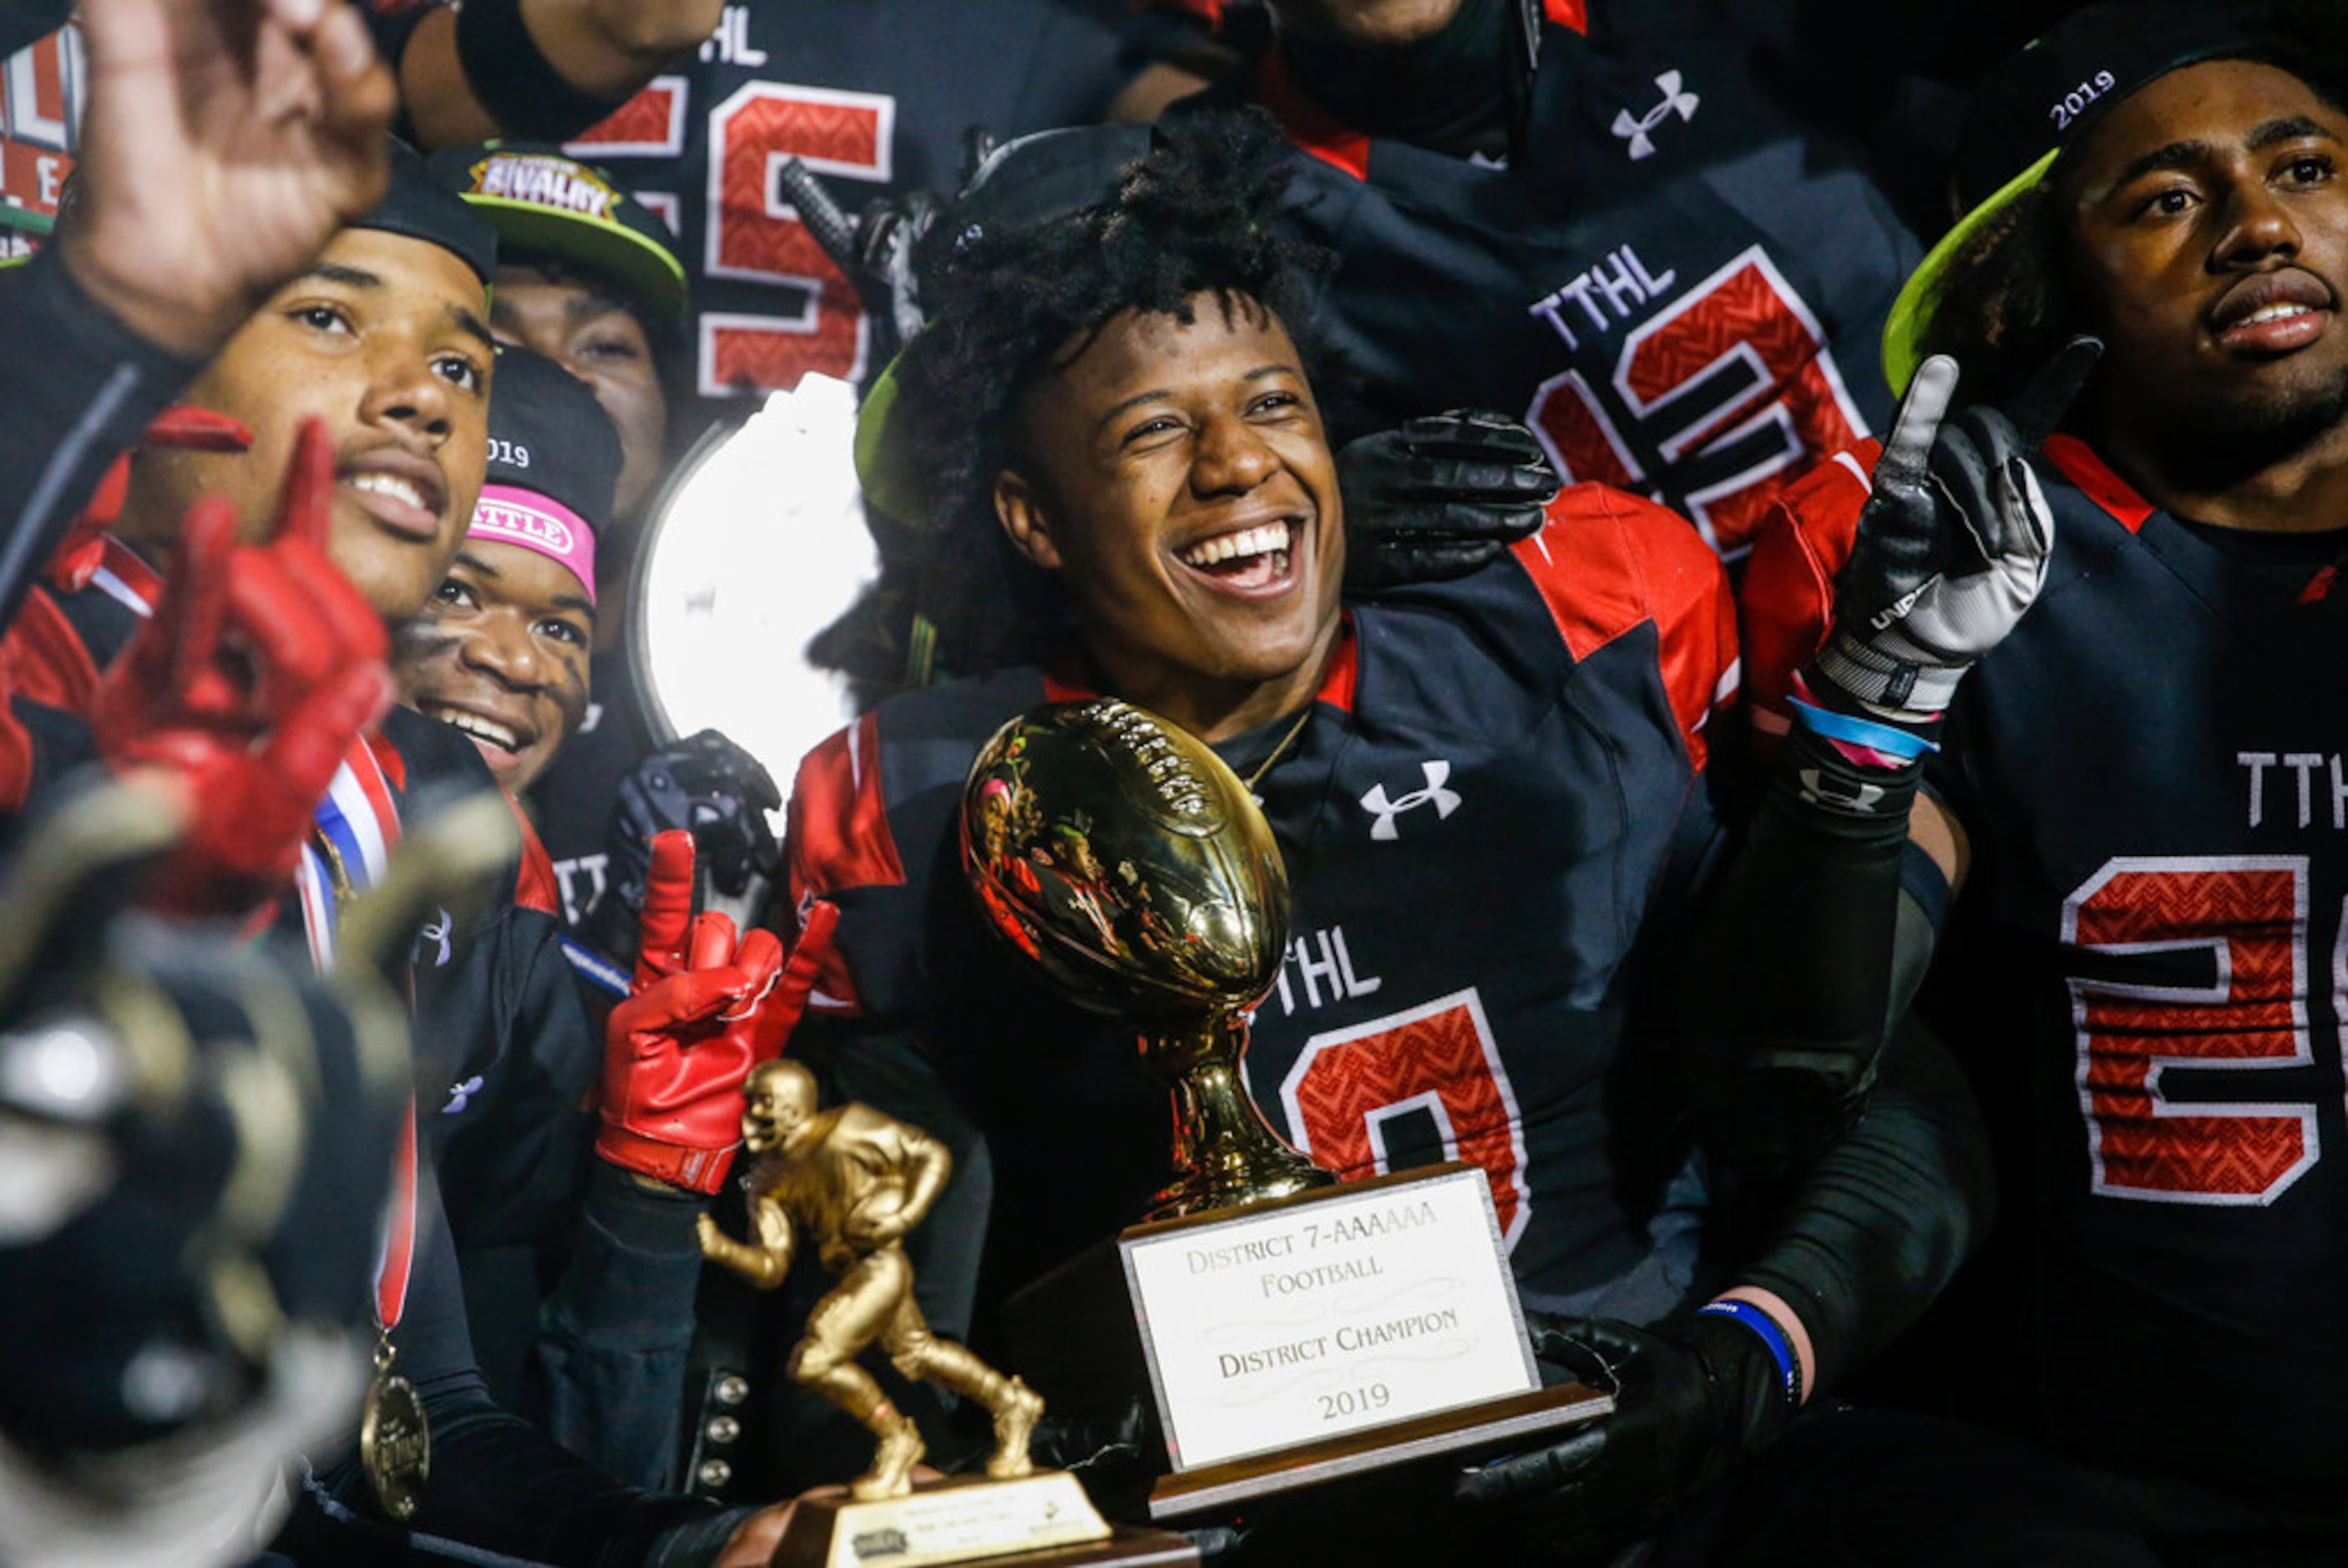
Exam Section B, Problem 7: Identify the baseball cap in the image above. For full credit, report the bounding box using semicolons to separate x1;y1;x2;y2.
360;140;500;286
1880;2;2276;394
430;141;688;326
854;123;1161;523
471;346;620;602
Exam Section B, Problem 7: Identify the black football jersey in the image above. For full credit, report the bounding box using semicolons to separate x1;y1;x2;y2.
1748;436;2348;1494
560;0;1171;422
1222;0;1917;559
785;483;1736;1312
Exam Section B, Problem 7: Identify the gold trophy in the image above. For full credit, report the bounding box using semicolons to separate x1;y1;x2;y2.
701;1060;1194;1568
963;701;1609;1523
964;697;1331;1218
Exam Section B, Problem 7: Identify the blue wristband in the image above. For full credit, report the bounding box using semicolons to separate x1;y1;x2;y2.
561;936;632;998
1789;697;1937;760
1696;1299;1802;1405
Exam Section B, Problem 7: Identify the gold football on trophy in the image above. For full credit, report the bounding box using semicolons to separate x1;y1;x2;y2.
960;698;1289;1022
962;699;1328;1216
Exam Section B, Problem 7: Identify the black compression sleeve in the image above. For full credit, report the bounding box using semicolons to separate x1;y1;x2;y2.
454;0;637;143
1680;724;1923;1172
0;256;202;632
1723;1002;1994;1393
538;1163;706;1490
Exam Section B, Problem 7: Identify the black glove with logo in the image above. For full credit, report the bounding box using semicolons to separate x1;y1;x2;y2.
1454;1311;1794;1563
1339;410;1561;591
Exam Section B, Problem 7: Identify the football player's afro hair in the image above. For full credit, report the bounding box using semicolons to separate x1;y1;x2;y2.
883;108;1333;676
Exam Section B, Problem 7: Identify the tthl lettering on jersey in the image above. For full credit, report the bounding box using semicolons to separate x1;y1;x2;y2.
2239;751;2348;830
1526;246;1868;556
1268;923;1384;1016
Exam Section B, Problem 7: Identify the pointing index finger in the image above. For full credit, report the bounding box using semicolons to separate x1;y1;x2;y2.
1875;354;1958;495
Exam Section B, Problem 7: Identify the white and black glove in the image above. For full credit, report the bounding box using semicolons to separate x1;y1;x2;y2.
1810;338;2101;731
1339;410;1561;591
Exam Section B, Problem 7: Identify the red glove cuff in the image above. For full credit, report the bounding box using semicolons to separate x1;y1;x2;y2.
595;1123;741;1196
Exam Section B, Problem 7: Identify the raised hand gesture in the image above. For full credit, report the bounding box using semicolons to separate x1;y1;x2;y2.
597;831;837;1194
61;0;398;357
1813;337;2102;725
94;418;391;916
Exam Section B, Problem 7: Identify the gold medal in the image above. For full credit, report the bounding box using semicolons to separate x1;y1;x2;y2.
361;1338;431;1522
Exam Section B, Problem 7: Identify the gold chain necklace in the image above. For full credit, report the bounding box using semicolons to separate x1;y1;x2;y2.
1243;705;1315;796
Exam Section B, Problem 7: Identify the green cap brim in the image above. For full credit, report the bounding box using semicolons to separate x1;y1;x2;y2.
462;194;690;328
0;200;54;239
1881;147;2060;398
854;355;930;524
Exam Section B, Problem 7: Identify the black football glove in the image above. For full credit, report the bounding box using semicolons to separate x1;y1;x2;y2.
1454;1312;1794;1563
1810;338;2100;736
589;730;782;964
1339;410;1561;591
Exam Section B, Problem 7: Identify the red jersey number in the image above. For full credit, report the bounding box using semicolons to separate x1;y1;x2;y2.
701;83;888;398
1527;246;1866;559
572;78;891;399
1276;989;1530;1247
2062;857;2317;1206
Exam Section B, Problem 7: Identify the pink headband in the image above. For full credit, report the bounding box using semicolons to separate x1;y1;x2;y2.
468;484;598;604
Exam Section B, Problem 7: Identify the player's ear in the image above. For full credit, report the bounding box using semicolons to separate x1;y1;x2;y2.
994;468;1065;572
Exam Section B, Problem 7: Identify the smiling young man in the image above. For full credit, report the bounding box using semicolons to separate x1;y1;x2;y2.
397;344;618;793
0;148;812;1567
1732;5;2348;1559
777;113;1991;1560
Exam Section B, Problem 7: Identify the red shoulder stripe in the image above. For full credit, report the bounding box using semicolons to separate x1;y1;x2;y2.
2042;434;2155;533
1252;48;1371;181
1546;0;1588;32
787;713;907;1016
509;794;562;918
1513;482;1737;769
1738;440;1878;741
364;728;410;793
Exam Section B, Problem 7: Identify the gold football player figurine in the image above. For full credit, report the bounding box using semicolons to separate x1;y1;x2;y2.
699;1060;1045;1500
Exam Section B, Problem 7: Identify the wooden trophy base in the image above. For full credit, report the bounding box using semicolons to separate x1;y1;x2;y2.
1147;1382;1612;1523
771;1471;1194;1568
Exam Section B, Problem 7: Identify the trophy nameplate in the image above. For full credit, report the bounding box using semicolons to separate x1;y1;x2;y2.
769;1474;1128;1568
963;703;1612;1525
1121;1163;1597;1471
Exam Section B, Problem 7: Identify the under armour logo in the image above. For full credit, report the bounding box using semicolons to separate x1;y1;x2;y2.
1359;761;1462;842
1612;71;1699;159
1798;768;1887;813
442;1075;485;1115
416;908;453;969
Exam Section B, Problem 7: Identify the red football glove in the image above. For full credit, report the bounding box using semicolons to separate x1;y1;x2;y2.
598;830;838;1193
93;417;391;918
